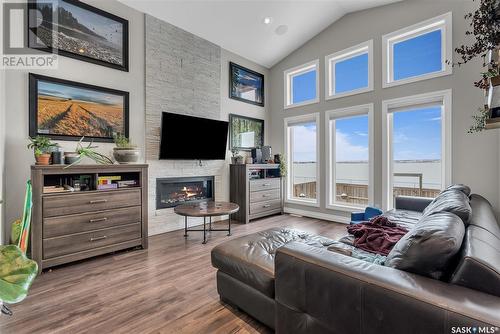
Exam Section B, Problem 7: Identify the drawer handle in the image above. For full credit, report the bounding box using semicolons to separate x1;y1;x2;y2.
262;194;271;197
263;204;271;208
90;236;107;242
89;217;108;223
262;183;271;187
89;199;107;204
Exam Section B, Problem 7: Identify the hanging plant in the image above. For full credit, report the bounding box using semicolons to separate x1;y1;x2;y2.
452;0;500;132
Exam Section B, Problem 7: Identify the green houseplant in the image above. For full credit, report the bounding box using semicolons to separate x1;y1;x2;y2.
231;147;244;164
113;133;140;164
64;137;113;168
27;136;55;165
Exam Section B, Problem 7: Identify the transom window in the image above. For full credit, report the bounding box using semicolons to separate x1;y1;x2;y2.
284;113;320;206
382;90;452;210
326;40;373;99
284;60;319;109
326;104;374;210
383;12;452;87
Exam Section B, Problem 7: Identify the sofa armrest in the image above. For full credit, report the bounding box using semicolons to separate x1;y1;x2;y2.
275;243;500;333
394;195;433;212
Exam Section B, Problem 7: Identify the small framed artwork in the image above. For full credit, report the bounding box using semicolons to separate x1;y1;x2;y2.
29;73;129;142
28;0;129;71
229;62;264;106
229;114;264;151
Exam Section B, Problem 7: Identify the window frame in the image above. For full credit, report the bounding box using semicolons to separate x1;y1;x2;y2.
382;12;453;88
284;113;321;207
284;59;320;109
382;90;452;210
325;40;374;100
325;104;374;211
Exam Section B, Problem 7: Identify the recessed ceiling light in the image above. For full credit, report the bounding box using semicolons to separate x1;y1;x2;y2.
263;17;273;25
275;25;288;36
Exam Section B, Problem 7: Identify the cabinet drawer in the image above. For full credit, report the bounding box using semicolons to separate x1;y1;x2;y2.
43;189;141;218
249;179;280;192
43;206;142;238
250;199;282;215
250;189;280;203
43;223;141;259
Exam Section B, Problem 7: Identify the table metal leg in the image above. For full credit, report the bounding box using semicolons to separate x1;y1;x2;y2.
228;215;231;236
209;216;212;231
184;216;188;237
203;217;207;244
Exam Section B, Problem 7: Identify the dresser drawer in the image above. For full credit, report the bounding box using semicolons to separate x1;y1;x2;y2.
250;189;280;203
249;178;280;192
250;199;282;215
43;206;142;238
43;189;141;218
43;223;141;259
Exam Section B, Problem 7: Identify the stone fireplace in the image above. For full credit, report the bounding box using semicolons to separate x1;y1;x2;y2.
156;176;214;209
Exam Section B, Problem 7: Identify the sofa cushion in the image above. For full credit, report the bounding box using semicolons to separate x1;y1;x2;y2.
383;209;422;229
385;212;465;280
441;184;471;197
211;227;335;297
423;190;471;224
468;194;500;236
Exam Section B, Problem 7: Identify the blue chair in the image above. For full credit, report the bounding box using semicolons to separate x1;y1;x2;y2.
350;207;383;225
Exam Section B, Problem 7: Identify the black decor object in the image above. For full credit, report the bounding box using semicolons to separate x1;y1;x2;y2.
28;0;129;71
229;114;264;151
251;148;262;164
29;73;129;142
229;62;264;106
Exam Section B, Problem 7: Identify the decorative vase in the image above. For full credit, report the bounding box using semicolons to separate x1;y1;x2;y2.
235;156;245;165
113;147;140;164
35;153;51;165
64;152;80;165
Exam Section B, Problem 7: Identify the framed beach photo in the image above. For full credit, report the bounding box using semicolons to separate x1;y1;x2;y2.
29;73;129;142
229;62;264;106
28;0;129;71
229;114;264;151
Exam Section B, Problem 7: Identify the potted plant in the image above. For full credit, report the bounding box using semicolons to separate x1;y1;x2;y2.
65;137;113;168
27;136;55;165
231;148;244;164
277;154;287;177
113;133;140;164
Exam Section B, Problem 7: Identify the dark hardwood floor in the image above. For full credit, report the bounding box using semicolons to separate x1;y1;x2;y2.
1;214;348;334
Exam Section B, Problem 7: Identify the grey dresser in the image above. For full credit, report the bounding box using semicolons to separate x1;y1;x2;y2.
229;164;283;223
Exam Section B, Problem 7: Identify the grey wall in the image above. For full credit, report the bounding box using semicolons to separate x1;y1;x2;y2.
3;0;145;242
269;0;497;219
145;15;269;235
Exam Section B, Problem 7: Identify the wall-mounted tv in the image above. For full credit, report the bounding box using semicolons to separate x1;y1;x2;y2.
159;112;229;160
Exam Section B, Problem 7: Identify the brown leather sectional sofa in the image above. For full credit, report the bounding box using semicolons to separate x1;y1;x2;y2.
211;186;500;332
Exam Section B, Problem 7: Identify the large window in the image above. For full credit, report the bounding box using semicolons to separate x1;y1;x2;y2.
382;90;452;209
326;104;373;210
284;113;320;206
326;40;373;99
383;12;452;87
284;60;319;109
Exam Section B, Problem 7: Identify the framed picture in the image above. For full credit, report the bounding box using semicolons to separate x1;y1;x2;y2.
29;73;129;142
28;0;129;71
229;114;264;151
229;62;264;106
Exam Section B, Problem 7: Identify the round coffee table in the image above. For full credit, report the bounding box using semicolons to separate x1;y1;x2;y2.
174;201;239;244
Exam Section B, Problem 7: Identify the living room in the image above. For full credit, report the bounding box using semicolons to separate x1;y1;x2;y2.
0;0;499;333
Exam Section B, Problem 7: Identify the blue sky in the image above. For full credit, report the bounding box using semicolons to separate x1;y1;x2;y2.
335;53;368;93
39;81;123;106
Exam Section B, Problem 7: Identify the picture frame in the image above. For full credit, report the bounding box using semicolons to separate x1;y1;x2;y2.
229;62;264;107
28;0;129;71
229;114;264;151
29;73;129;142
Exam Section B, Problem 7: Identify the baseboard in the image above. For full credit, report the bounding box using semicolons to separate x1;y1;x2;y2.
284;207;350;224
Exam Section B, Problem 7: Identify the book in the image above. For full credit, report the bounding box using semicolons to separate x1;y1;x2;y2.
97;184;118;190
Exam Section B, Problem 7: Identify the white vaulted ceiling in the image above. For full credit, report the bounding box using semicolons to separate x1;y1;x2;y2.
119;0;400;68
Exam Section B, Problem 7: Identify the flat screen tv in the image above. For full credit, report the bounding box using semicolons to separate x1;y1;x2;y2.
159;112;229;160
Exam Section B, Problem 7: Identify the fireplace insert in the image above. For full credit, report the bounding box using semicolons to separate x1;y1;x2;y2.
156;176;214;209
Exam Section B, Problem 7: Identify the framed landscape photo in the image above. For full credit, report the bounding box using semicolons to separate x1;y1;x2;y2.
229;62;264;106
229;114;264;151
29;73;129;142
28;0;129;71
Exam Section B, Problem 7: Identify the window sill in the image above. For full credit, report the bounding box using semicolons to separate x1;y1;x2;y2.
383;68;452;88
325;86;373;100
326;203;366;213
284;98;320;110
285;198;320;208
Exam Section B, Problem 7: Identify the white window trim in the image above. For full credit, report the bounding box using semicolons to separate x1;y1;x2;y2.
382;90;452;210
382;12;453;88
325;40;374;100
284;113;321;207
325;104;374;212
284;59;320;109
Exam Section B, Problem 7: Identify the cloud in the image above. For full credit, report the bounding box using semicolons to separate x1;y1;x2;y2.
354;131;368;137
335;131;368;162
427;117;441;121
292;125;317;162
393;132;409;144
